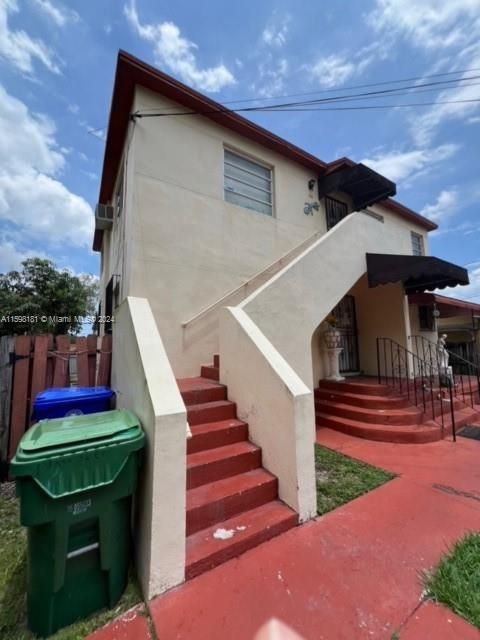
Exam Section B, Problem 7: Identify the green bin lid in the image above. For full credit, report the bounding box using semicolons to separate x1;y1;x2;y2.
20;409;140;453
10;409;144;498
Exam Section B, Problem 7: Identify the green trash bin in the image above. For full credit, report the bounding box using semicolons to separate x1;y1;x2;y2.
10;409;145;638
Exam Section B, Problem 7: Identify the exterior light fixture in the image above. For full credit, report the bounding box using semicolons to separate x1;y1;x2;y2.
308;178;316;191
432;303;440;319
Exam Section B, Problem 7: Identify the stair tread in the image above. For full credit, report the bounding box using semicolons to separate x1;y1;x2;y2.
315;389;408;403
188;399;234;412
186;501;297;570
177;376;225;393
190;419;247;436
319;380;392;395
187;441;260;468
187;468;275;511
315;398;421;416
315;411;438;432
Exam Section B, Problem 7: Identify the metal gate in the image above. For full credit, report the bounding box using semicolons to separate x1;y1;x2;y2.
332;295;360;372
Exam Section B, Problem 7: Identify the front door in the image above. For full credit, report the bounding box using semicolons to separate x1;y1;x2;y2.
332;295;360;373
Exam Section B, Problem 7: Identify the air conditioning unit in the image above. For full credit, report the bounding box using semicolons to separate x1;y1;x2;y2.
95;204;114;230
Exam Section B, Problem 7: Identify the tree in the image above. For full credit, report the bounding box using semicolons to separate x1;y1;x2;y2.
0;258;99;336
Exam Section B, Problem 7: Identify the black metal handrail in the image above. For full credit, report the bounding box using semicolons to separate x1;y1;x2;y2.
410;334;480;412
376;337;457;441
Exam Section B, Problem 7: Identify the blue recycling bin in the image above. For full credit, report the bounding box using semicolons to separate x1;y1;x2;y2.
32;387;115;420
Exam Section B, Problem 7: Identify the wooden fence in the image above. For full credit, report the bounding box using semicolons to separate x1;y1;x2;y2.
0;334;112;473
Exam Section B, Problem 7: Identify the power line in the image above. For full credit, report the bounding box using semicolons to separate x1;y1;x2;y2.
132;74;480;118
137;65;480;112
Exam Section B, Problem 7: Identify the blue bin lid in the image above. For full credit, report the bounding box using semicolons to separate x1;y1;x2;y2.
34;387;114;406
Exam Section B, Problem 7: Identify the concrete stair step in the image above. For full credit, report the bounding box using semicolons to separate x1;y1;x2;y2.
187;400;236;426
186;501;297;580
314;387;411;409
177;376;227;405
187;441;261;489
315;398;423;426
187;419;248;454
186;469;278;536
318;379;395;397
316;412;441;444
201;365;220;381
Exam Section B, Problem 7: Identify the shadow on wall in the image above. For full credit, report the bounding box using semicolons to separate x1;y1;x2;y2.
311;321;329;387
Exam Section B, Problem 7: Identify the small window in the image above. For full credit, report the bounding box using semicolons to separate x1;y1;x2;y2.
411;231;424;256
418;305;434;331
115;174;124;217
224;149;273;216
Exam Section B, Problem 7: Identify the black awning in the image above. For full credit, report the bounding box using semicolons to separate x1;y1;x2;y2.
318;163;396;210
366;253;469;294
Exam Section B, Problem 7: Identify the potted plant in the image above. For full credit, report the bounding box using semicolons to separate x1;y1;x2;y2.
323;314;342;349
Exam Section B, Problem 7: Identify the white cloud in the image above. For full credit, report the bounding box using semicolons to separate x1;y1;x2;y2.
439;263;480;302
0;84;94;251
262;14;290;48
32;0;79;27
124;0;235;92
366;0;480;143
257;56;288;98
467;116;480;124
308;54;356;89
367;0;480;51
0;237;43;272
82;170;97;181
0;0;61;74
420;189;458;222
410;57;480;145
360;143;458;183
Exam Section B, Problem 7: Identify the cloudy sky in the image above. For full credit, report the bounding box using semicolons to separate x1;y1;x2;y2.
0;0;479;301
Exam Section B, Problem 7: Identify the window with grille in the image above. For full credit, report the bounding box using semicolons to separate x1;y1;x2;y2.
418;305;434;331
411;231;424;256
325;196;348;230
224;149;273;216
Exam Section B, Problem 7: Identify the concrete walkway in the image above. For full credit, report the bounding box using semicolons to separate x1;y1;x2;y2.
92;429;480;639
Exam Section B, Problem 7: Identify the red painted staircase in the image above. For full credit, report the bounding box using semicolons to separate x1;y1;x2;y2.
315;378;480;444
177;357;298;580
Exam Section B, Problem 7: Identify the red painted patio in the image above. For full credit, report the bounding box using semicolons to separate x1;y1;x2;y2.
91;429;480;640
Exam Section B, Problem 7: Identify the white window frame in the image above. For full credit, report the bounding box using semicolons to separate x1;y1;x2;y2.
411;231;424;256
223;147;274;217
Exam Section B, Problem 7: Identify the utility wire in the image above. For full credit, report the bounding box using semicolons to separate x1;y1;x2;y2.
136;66;480;112
132;74;480;118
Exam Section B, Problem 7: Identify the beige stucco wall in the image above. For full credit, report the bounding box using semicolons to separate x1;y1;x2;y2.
112;297;187;600
408;303;438;346
241;211;416;388
100;85;431;377
220;307;317;521
350;276;410;376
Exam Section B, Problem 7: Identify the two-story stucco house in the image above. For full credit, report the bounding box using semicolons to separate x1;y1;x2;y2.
93;51;477;600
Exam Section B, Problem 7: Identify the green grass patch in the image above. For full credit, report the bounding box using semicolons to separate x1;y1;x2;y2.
0;486;142;640
424;532;480;629
315;445;395;515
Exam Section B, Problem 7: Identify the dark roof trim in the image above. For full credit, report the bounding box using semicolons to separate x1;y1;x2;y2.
366;253;469;294
93;51;437;250
380;198;438;232
408;292;480;316
99;51;328;201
